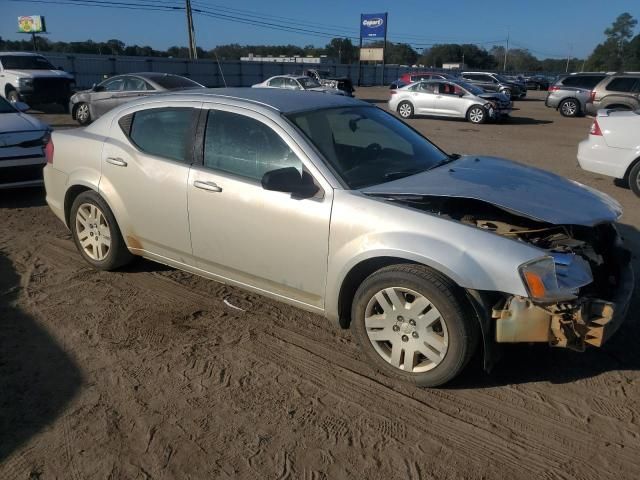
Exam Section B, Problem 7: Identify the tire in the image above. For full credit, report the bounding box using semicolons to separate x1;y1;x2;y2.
559;98;580;117
397;101;414;119
501;88;512;99
351;264;479;387
6;89;20;103
75;102;92;125
466;105;486;124
70;191;134;270
628;162;640;198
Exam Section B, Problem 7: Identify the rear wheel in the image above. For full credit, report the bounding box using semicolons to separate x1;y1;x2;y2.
559;98;580;117
351;264;479;387
70;191;134;270
397;101;414;119
467;105;486;124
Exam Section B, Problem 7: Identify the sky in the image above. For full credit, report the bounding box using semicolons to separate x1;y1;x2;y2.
1;0;639;59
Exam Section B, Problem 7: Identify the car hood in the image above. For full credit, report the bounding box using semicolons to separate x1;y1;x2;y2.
7;69;74;80
0;112;48;132
478;92;510;102
361;156;622;226
307;87;344;95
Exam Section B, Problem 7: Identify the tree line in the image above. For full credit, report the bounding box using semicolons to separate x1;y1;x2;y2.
1;12;638;72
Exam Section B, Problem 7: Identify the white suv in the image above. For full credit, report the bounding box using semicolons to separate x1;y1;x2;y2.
0;52;74;110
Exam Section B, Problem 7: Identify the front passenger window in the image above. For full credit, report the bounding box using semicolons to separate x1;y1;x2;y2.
203;110;302;182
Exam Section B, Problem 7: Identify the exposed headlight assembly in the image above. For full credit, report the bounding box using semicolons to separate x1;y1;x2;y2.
18;78;34;90
519;254;593;302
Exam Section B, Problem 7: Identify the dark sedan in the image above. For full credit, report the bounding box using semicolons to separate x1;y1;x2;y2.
69;73;204;125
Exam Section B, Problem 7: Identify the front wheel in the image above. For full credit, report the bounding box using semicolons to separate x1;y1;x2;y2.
397;101;414;119
6;89;20;103
628;162;640;198
70;191;134;270
501;88;512;98
75;102;92;125
467;105;486;124
351;264;479;387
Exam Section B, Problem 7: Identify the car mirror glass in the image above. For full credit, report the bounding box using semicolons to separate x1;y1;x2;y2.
261;167;319;198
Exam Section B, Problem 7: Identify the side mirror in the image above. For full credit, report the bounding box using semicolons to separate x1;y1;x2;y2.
261;167;319;198
458;91;465;97
14;101;30;112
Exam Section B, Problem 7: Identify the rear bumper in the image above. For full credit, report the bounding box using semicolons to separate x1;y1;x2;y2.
577;138;630;179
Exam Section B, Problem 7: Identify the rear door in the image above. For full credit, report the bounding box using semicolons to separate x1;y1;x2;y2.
99;101;200;261
603;77;640;108
187;104;333;309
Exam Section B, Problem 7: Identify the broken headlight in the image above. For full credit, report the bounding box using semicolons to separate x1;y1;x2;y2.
519;254;593;302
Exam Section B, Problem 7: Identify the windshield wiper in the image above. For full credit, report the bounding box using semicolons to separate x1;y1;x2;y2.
427;154;460;171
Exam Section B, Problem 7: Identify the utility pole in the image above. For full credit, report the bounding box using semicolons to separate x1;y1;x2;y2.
565;43;572;73
503;28;509;71
185;0;197;59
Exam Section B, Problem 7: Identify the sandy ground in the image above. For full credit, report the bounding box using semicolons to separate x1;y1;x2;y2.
1;89;639;479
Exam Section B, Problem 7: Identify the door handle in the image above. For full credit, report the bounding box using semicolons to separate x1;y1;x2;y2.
193;180;222;192
106;157;127;167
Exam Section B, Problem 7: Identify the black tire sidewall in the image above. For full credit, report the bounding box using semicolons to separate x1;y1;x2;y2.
7;90;19;103
629;162;640;197
351;266;476;387
70;191;132;270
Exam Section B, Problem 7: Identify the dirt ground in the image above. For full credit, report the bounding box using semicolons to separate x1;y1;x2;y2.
1;89;639;480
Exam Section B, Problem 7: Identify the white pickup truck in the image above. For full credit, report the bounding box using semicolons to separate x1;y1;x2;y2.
0;52;75;111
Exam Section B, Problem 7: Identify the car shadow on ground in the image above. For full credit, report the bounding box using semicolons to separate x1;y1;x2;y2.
359;98;389;105
448;221;640;389
503;116;553;125
0;187;47;209
0;252;83;464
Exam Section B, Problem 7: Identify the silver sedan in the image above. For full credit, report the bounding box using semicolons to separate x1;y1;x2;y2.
389;79;512;123
43;88;632;387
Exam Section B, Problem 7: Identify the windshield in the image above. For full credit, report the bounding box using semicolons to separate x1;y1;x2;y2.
452;80;484;95
0;55;55;70
299;77;321;88
149;75;203;90
287;106;449;189
0;96;17;113
494;74;512;83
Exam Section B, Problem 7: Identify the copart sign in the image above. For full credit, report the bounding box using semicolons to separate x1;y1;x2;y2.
360;13;387;39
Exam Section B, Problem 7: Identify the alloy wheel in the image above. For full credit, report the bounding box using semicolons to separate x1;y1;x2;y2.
75;203;111;261
469;107;484;123
561;101;577;116
77;104;89;123
398;103;412;118
364;287;449;372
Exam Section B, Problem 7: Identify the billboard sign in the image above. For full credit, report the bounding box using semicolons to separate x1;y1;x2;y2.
360;48;384;61
360;13;387;39
18;16;46;33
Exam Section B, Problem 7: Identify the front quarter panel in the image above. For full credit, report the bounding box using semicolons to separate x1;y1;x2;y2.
325;191;545;322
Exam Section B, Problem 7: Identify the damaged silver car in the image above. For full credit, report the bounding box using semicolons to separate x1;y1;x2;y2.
43;89;633;387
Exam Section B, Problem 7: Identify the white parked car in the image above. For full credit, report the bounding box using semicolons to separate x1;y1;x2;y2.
577;109;640;196
0;96;50;189
252;75;345;95
389;79;512;124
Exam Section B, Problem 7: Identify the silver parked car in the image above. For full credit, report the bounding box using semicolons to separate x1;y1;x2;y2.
546;73;609;117
252;75;346;95
389;79;512;123
0;97;50;189
69;72;204;125
43;88;632;387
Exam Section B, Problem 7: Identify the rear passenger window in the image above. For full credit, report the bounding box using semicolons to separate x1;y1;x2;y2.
561;76;606;89
203;110;302;182
606;77;639;92
129;108;195;163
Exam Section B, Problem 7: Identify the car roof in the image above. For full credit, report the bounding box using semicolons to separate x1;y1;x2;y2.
270;75;306;80
124;87;366;114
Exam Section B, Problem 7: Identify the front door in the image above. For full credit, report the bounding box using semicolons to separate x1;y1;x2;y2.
412;82;436;114
187;106;332;309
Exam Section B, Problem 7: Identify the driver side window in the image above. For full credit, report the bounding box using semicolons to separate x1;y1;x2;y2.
102;78;125;92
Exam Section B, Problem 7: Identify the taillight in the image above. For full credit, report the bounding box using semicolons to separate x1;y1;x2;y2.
548;85;559;92
43;132;54;164
589;90;596;102
390;90;397;95
590;120;602;136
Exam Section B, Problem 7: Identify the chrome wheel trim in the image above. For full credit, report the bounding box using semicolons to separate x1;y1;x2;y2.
77;104;89;122
562;101;577;116
364;287;449;373
469;108;484;123
75;203;111;261
398;103;412;118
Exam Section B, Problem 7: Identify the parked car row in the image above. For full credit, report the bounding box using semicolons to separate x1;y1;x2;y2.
546;72;640;117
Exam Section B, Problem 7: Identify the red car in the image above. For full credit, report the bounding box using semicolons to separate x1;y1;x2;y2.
390;71;459;89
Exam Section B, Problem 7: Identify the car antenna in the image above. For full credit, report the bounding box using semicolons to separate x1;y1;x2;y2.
213;51;227;87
